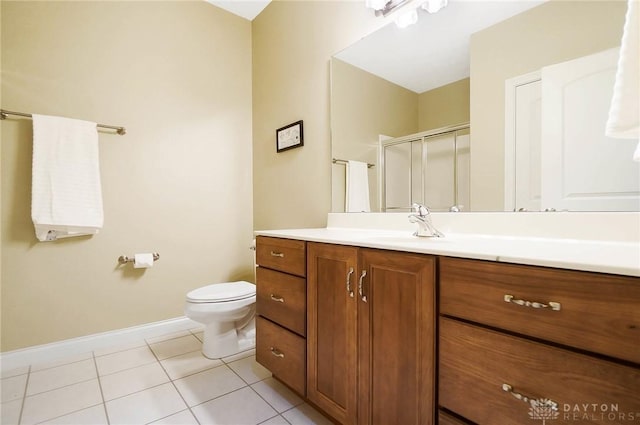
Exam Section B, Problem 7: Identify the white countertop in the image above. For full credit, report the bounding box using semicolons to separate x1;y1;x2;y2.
254;227;640;277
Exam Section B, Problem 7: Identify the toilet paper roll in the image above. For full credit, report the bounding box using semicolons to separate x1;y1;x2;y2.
134;253;154;269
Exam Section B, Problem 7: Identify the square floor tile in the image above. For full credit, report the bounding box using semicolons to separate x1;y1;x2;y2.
149;335;202;360
105;382;186;425
93;340;147;357
95;345;157;376
21;379;102;425
252;377;303;413
191;386;278;425
27;359;96;396
160;350;223;380
100;362;169;401
1;373;28;403
227;355;272;384
222;348;255;364
260;415;292;425
281;404;333;425
173;365;246;407
39;405;108;425
146;330;191;345
1;366;29;379
149;409;199;424
30;352;93;372
1;399;23;424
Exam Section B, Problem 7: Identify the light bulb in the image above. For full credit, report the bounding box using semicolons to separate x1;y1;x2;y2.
421;0;448;14
395;8;418;28
366;0;389;11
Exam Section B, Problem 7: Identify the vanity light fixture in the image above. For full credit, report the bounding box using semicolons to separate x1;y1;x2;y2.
366;0;448;28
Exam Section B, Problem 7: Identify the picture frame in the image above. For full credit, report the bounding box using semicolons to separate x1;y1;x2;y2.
276;120;304;153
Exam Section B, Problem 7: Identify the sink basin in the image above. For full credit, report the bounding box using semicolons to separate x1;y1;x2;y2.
365;235;450;245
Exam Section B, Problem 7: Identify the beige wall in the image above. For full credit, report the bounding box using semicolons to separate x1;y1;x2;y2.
418;78;470;131
252;1;384;230
330;59;418;212
469;0;626;211
1;1;253;351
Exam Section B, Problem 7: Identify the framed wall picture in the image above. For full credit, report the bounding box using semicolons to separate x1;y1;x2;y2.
276;120;304;153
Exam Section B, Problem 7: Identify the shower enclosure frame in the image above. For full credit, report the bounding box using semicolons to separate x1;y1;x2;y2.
379;122;470;212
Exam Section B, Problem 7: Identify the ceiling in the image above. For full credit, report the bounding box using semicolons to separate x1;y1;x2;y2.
205;0;545;93
205;0;271;20
334;0;545;93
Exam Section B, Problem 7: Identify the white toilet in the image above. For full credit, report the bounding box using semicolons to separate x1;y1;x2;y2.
184;281;256;359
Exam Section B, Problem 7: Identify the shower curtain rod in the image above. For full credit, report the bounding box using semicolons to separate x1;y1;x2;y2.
0;108;126;135
332;158;375;168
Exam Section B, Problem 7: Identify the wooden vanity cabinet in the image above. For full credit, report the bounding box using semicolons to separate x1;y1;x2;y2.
258;235;639;425
307;242;436;425
255;236;307;396
438;257;640;424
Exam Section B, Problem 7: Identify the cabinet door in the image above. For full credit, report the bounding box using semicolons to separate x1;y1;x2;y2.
307;242;358;425
358;249;436;425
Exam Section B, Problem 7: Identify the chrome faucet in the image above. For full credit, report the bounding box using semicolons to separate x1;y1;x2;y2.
408;203;444;238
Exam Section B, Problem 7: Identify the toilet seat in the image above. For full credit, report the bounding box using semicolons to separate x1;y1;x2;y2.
186;281;255;303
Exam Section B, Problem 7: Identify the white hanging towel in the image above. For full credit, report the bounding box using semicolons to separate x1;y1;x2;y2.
606;0;640;161
31;114;104;241
345;160;371;212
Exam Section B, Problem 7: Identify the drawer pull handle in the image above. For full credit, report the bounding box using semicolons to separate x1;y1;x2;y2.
504;294;561;311
270;347;285;358
270;251;285;258
358;270;368;303
346;267;355;298
270;294;285;303
502;384;558;411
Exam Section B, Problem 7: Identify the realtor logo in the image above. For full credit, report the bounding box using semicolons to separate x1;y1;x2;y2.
529;400;560;424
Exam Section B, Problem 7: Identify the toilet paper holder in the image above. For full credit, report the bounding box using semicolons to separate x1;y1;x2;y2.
118;253;160;265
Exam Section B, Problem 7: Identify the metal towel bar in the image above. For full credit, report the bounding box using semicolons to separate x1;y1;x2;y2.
1;108;126;135
332;158;374;168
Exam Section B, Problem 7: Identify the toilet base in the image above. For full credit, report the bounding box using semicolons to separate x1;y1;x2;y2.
201;317;256;359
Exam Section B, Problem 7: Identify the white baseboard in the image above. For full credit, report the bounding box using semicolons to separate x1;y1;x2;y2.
0;316;198;372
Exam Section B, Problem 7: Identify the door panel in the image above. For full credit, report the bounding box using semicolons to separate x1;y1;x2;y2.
541;47;640;211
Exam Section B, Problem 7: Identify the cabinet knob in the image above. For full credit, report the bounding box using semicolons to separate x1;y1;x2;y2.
270;251;285;258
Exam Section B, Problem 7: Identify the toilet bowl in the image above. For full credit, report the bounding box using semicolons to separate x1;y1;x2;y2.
184;281;256;359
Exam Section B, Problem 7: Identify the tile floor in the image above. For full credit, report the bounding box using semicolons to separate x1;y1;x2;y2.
1;328;332;425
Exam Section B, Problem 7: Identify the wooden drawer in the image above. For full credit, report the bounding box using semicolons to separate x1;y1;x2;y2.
256;267;306;336
438;411;471;425
439;257;640;363
439;318;640;425
256;236;306;277
256;316;306;396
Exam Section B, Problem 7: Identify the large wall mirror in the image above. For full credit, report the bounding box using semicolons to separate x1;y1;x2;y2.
330;0;639;213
